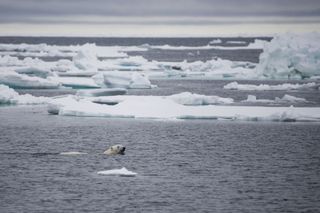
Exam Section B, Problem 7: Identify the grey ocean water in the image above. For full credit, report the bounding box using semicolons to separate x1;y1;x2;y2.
0;37;320;212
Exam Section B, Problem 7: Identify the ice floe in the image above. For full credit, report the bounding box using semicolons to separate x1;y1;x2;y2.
97;167;137;177
48;76;100;89
224;81;319;91
59;151;88;155
0;84;50;105
243;94;308;104
156;58;256;79
93;71;155;89
0;71;60;89
168;92;234;105
48;94;320;122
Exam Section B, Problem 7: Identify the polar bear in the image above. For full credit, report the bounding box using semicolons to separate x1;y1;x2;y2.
103;144;126;155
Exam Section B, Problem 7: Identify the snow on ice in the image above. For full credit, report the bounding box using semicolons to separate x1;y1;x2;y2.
0;84;50;105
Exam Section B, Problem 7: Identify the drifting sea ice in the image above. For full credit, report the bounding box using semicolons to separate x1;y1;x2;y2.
224;81;319;91
243;94;308;104
93;71;155;89
168;92;234;105
97;167;137;177
159;58;257;79
0;71;60;89
48;94;320;122
0;84;50;105
48;76;100;89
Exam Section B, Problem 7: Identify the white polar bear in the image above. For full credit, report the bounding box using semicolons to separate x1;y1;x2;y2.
103;144;126;155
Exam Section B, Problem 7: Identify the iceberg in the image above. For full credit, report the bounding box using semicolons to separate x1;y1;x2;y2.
0;71;60;89
97;167;137;177
243;94;307;104
256;33;320;79
224;81;319;91
0;84;50;105
48;94;320;122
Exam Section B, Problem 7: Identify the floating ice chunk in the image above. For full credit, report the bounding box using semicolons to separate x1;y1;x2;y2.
93;71;154;89
49;76;100;89
148;40;265;51
60;151;88;155
243;94;307;104
168;92;234;105
279;94;307;103
226;40;247;44
99;56;160;72
76;88;127;97
209;39;222;45
174;58;256;79
256;33;320;79
49;95;320;122
0;84;50;105
97;167;137;177
224;81;319;91
15;67;53;78
0;71;60;89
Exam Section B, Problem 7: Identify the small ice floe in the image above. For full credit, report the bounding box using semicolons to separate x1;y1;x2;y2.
93;71;155;89
0;71;60;89
97;167;137;177
243;94;308;104
0;84;50;105
224;81;319;91
59;151;88;155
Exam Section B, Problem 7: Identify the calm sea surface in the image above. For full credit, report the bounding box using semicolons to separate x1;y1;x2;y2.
0;37;319;213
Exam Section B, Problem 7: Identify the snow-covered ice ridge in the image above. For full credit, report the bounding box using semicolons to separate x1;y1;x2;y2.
48;94;320;122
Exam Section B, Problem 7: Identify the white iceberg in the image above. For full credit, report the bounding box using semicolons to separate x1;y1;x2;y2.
224;81;319;91
243;94;307;104
48;94;320;122
0;71;60;89
256;33;320;79
97;167;137;177
0;84;50;105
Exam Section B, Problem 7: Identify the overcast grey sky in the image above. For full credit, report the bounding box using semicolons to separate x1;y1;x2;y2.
0;0;319;36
